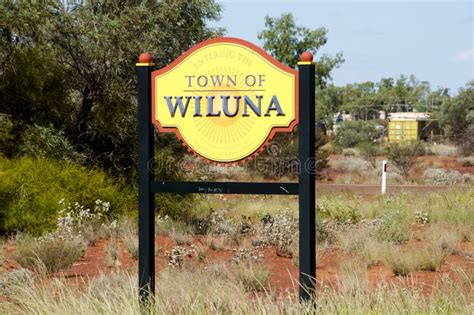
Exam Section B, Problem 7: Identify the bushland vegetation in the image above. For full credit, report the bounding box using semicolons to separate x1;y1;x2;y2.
0;189;472;313
0;2;472;313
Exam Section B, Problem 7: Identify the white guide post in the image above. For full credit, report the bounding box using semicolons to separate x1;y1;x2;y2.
381;160;387;194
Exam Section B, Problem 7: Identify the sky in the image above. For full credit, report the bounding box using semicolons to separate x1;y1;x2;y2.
210;1;473;93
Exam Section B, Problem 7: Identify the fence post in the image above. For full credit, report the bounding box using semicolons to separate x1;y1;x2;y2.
381;160;387;194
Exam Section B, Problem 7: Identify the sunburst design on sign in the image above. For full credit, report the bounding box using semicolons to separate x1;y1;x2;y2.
151;37;298;163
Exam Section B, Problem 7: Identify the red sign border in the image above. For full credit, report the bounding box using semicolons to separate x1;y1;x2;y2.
151;37;299;164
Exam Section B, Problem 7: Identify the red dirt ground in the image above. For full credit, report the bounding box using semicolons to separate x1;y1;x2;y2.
2;234;472;297
1;155;471;296
321;155;473;183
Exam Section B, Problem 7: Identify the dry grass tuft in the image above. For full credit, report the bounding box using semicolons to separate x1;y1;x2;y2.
337;258;369;297
233;264;271;292
170;231;193;246
106;237;121;268
383;242;450;276
13;237;85;274
337;229;387;267
1;267;472;314
123;232;138;260
206;235;226;251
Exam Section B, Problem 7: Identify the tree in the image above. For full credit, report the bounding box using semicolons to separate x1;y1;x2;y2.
386;141;425;177
357;142;381;169
0;46;72;129
340;81;378;120
316;74;437;125
439;81;474;155
258;13;344;88
316;84;344;123
256;13;342;176
0;113;14;156
333;121;382;148
0;0;223;175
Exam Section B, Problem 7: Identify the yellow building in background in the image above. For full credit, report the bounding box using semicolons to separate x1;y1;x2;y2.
388;112;431;142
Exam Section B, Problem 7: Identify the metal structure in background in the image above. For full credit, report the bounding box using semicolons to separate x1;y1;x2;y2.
136;51;316;302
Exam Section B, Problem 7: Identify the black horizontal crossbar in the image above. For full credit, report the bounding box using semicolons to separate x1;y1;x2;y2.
150;181;299;195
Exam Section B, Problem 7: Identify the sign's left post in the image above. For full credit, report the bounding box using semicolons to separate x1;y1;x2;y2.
136;53;156;303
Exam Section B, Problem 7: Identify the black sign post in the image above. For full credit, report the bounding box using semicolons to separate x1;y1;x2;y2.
136;51;316;302
297;54;316;300
136;53;155;302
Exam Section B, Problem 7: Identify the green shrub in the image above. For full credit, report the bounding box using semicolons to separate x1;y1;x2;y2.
330;157;373;175
414;211;429;225
386;141;425;176
457;127;474;156
0;268;34;296
423;168;472;185
156;194;201;224
439;83;474;156
334;121;383;148
18;125;85;163
55;199;118;245
376;209;411;244
317;195;361;224
262;209;298;253
357;142;382;168
0;157;135;235
316;220;335;243
0;242;3;267
13;237;85;274
429;144;458;156
362;190;474;226
342;148;358;156
155;215;193;236
165;246;195;269
458;157;474;167
0;113;15;156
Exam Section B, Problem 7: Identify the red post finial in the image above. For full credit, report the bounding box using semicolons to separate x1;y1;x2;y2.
300;51;313;62
138;52;153;64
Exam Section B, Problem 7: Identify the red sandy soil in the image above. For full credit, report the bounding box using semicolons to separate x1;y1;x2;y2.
2;233;472;297
321;155;473;183
1;155;471;297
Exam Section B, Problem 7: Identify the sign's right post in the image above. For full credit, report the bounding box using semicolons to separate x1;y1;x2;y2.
297;52;316;301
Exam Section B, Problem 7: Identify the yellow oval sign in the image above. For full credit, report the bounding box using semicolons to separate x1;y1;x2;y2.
152;37;298;163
